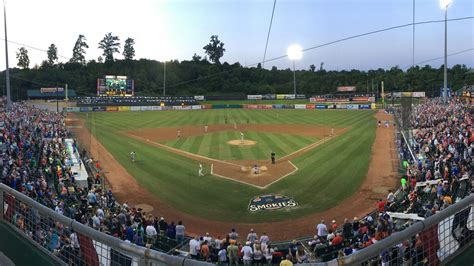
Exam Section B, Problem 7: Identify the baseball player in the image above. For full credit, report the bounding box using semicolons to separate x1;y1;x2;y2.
234;122;237;129
130;151;136;162
240;132;244;142
253;164;259;174
331;128;334;136
198;164;204;176
204;125;208;133
271;152;276;164
177;129;181;138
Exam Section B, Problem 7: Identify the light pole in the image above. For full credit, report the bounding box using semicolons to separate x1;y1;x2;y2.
440;0;452;103
287;44;302;99
3;0;11;108
163;61;166;97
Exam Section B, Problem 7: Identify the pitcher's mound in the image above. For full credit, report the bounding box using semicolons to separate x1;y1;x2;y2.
227;140;257;146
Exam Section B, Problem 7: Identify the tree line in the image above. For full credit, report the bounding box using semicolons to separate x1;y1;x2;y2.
5;33;473;100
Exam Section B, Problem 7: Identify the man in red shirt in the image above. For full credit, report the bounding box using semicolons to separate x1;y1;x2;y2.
331;233;343;246
377;199;385;213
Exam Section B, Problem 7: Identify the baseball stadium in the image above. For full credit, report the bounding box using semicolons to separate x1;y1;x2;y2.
1;0;473;265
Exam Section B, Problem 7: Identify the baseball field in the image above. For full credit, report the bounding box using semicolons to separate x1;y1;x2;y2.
69;108;398;238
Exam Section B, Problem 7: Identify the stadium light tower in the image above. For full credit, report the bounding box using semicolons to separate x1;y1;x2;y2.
440;0;452;103
287;44;303;99
3;0;11;108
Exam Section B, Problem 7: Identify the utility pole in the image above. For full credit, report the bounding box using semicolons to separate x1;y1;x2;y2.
3;0;11;108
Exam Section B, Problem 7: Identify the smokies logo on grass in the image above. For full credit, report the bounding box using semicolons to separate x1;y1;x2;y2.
248;194;298;212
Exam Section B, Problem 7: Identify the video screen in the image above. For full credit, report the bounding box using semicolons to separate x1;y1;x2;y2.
97;75;134;96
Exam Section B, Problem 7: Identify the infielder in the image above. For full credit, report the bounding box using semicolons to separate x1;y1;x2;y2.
130;151;136;162
240;132;244;142
177;129;181;138
198;164;204;176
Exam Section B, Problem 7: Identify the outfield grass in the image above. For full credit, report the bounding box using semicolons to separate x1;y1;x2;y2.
81;109;376;223
164;131;317;161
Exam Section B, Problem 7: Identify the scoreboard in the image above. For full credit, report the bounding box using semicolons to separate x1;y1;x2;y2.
97;75;134;96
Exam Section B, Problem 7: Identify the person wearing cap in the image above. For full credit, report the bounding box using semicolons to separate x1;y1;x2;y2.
203;232;212;246
247;228;257;244
158;217;168;236
241;241;253;265
331;220;337;231
352;217;360;236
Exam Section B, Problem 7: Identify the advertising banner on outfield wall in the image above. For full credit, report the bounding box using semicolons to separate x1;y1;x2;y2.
276;94;296;100
335;104;346;109
306;104;315;109
316;105;327;109
245;104;258;109
191;105;202;110
346;104;359;110
327;104;335;109
92;106;106;112
296;94;306;99
118;106;131;111
130;106;141;111
80;107;91;112
359;104;371;109
272;104;284;109
194;95;205;101
202;104;212;109
332;98;350;102
141;106;153;111
172;106;183;110
151;106;162;111
106;106;118;112
262;94;276;100
247;95;263;100
260;105;273;109
282;104;294;109
412;91;426;98
310;97;326;102
294;104;306;109
352;97;369;102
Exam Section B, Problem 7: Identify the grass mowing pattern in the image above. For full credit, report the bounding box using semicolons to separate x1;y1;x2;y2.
164;131;316;161
81;109;376;222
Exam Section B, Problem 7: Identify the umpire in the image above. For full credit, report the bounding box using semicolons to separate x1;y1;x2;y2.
271;151;276;164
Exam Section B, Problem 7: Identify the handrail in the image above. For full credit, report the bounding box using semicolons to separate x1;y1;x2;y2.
0;183;211;266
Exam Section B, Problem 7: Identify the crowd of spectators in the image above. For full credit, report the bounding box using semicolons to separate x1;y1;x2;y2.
0;98;472;265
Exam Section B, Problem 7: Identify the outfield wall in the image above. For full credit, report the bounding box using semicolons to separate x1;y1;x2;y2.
66;103;377;112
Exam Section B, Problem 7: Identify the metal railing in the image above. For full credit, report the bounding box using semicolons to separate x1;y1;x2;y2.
306;193;473;265
0;183;212;266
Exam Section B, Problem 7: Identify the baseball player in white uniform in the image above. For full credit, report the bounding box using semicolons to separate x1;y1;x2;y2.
198;164;204;176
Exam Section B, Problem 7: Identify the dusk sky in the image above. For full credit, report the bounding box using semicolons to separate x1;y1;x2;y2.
1;0;472;71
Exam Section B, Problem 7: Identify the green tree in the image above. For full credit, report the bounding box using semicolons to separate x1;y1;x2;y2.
98;56;104;63
46;43;58;65
70;34;89;64
98;32;121;62
123;37;135;60
16;47;30;69
309;64;316;72
192;53;202;62
203;35;225;64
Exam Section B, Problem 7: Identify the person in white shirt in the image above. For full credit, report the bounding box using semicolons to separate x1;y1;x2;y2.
241;241;253;265
214;236;223;250
189;237;200;259
146;223;157;242
387;190;395;204
218;248;227;265
316;220;328;238
203;232;212;245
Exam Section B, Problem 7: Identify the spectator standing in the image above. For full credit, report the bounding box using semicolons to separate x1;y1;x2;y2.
316;220;328;239
175;221;185;244
247;228;257;244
